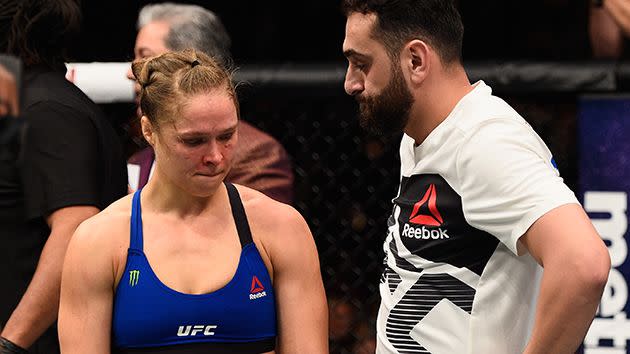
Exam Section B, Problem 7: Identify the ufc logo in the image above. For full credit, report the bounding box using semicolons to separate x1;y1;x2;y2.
177;325;217;337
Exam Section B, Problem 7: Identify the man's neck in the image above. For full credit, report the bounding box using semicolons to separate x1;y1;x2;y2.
405;67;473;145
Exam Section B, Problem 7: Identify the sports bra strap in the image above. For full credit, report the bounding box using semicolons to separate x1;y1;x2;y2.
130;185;251;251
225;182;254;248
130;189;144;251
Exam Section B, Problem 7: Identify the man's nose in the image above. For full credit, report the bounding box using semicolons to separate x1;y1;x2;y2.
344;69;364;96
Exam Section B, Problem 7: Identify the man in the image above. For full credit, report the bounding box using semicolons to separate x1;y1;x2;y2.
341;1;611;353
127;3;294;204
0;1;128;353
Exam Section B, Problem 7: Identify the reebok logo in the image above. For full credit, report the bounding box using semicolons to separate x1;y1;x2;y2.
409;184;443;226
402;224;449;239
177;325;217;337
249;275;267;300
403;184;449;239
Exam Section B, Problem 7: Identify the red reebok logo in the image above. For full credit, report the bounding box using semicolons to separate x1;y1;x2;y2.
409;184;443;226
250;276;264;294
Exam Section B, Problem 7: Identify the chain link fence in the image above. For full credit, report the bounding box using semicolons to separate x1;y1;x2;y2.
240;91;397;353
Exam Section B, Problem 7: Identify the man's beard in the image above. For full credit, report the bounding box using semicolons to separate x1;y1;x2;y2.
357;65;414;136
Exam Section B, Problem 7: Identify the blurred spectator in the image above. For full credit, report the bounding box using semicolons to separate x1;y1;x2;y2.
329;297;356;339
126;3;294;204
329;295;358;353
0;1;127;353
351;320;377;354
589;0;630;58
0;62;18;117
352;337;377;354
328;293;379;354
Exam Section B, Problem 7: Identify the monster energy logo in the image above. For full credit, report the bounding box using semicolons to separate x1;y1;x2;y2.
129;270;140;287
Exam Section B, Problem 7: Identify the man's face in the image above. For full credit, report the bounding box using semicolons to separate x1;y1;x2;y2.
127;21;171;106
343;13;414;136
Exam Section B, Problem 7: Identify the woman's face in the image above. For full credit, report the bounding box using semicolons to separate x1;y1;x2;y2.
145;90;238;196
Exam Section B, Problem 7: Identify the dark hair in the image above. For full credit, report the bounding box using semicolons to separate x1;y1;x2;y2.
341;0;464;64
132;49;239;130
0;1;20;52
7;0;82;68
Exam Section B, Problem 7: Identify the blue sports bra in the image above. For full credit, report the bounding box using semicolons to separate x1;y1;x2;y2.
111;183;277;353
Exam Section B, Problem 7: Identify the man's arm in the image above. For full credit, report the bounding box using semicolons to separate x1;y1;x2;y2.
589;0;630;58
0;206;98;349
521;203;610;354
590;4;625;58
603;0;630;37
263;204;328;353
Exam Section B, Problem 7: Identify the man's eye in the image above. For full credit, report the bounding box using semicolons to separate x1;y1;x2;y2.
353;62;363;69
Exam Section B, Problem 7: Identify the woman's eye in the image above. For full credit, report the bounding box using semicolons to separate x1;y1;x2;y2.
218;133;234;142
183;138;205;146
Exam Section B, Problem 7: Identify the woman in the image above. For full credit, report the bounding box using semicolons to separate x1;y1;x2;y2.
58;50;328;353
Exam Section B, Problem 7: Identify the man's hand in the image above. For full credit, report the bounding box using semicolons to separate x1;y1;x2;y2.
0;64;19;117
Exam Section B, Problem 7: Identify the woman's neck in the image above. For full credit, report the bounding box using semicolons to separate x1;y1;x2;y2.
141;173;226;218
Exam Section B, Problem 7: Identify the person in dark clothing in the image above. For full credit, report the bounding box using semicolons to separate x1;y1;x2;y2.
0;1;128;353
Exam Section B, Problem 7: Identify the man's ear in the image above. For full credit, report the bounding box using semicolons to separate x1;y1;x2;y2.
140;116;155;146
402;39;431;85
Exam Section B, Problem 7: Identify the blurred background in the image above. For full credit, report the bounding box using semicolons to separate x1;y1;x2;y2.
73;0;592;63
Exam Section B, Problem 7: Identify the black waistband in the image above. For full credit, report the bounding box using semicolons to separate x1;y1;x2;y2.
113;338;275;354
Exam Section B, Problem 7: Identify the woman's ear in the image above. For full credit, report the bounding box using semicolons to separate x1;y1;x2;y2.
140;116;155;146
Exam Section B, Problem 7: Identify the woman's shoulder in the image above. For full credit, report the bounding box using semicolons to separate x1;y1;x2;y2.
234;184;318;275
235;184;305;228
73;194;134;245
63;194;134;288
234;184;313;258
90;193;133;225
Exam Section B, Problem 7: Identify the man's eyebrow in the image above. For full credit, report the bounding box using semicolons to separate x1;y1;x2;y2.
343;49;369;60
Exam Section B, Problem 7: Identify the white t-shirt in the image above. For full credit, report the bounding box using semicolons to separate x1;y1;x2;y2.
376;81;578;354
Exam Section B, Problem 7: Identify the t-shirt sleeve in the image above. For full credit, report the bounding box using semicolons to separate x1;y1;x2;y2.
455;118;579;256
20;101;101;220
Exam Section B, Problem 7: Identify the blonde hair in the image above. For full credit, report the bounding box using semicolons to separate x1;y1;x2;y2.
131;48;238;129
